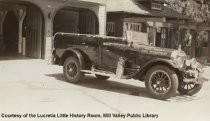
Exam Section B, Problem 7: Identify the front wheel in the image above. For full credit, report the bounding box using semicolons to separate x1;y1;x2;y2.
145;65;179;100
178;81;203;96
63;57;82;83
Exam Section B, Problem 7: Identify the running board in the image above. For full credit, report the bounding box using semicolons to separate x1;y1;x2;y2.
80;70;116;78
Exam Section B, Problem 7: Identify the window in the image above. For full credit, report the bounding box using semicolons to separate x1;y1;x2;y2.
208;4;210;12
151;2;162;10
197;31;208;47
106;22;115;36
125;22;142;32
155;27;168;48
161;28;167;47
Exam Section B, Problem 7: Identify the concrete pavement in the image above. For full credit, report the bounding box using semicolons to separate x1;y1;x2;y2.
0;58;210;121
202;66;210;81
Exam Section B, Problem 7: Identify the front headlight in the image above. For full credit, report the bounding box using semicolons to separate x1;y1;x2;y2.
186;58;203;72
171;50;187;69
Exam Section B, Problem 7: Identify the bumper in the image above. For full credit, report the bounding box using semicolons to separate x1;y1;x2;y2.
182;58;206;84
183;69;205;84
52;50;60;65
183;76;204;84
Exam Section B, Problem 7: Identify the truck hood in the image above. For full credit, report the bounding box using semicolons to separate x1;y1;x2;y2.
132;44;176;59
104;42;178;59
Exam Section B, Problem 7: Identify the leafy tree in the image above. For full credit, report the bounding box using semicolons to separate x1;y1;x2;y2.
165;0;209;23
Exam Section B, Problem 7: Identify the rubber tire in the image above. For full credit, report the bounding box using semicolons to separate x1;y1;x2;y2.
63;57;82;83
145;65;179;100
95;74;109;80
178;82;203;96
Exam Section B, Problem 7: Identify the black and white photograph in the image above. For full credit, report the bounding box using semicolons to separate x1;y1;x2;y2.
0;0;210;121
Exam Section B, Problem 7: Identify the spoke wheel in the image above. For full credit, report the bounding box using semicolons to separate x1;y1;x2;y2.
63;57;82;83
145;65;178;100
150;71;171;94
178;81;203;96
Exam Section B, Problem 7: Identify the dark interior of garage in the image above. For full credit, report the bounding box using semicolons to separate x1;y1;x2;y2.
3;11;18;56
0;1;45;59
23;5;45;59
54;7;99;35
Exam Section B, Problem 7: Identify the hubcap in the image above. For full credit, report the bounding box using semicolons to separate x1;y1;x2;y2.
150;70;171;94
67;62;77;78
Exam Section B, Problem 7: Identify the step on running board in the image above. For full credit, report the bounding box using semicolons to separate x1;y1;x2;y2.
80;70;116;78
81;59;126;79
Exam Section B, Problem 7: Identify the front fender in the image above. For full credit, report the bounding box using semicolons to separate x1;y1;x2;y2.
133;58;179;79
143;58;178;69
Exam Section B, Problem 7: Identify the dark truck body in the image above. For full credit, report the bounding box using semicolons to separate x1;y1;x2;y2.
53;32;204;99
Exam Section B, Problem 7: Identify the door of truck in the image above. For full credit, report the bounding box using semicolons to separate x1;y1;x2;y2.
99;40;125;69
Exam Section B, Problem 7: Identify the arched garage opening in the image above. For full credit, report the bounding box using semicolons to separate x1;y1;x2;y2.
53;7;99;35
0;1;45;59
3;11;18;56
23;4;45;59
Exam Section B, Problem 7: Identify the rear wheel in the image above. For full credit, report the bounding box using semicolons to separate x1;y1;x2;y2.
63;57;82;83
95;74;109;80
178;81;203;96
145;65;179;100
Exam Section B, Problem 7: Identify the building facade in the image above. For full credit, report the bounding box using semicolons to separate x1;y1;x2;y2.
0;0;106;60
106;0;210;63
107;0;189;47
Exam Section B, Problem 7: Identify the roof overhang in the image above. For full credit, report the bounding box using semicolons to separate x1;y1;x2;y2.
0;2;25;11
179;23;210;31
106;0;149;15
107;0;189;20
44;0;106;5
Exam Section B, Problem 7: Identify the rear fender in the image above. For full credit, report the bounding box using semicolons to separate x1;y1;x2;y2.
61;49;85;69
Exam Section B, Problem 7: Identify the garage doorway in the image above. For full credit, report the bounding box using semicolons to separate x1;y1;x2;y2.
3;11;18;56
23;5;45;59
0;1;45;59
54;7;99;35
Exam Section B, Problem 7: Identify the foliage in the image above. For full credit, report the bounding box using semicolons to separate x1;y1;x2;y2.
165;0;209;23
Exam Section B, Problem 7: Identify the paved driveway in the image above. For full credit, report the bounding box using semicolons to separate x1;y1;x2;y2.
0;58;210;121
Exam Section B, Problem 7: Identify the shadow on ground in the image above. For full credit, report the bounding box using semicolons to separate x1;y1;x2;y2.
0;55;32;61
46;73;202;102
46;73;149;97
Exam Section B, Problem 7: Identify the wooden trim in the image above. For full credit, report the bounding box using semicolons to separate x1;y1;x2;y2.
179;25;197;30
123;17;165;23
208;31;210;62
179;23;210;31
0;11;7;34
0;3;25;11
